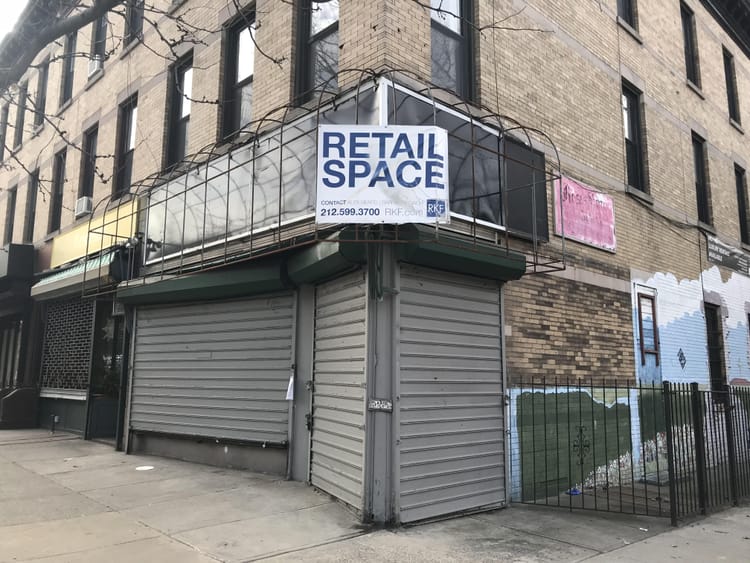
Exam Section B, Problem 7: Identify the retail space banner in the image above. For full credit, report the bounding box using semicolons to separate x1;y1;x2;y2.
316;125;450;224
554;176;616;252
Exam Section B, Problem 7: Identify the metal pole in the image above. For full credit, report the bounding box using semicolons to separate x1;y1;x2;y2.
690;382;707;514
663;382;678;526
723;384;738;506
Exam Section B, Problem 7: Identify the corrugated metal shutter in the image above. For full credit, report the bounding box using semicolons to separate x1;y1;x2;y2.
130;294;294;443
399;265;505;522
310;270;367;509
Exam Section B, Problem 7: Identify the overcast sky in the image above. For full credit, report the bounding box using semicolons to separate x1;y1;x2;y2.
0;0;29;42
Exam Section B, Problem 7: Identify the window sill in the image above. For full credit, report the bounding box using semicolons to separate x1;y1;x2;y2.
742;242;750;253
169;0;187;14
730;118;744;134
56;99;72;117
85;68;104;91
617;17;642;44
32;123;44;138
686;80;704;99
698;221;716;234
110;191;134;205
625;184;653;204
43;230;59;243
119;38;141;59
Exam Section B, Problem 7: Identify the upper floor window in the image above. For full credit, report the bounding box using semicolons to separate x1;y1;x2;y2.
622;81;646;191
48;149;66;233
692;132;711;225
617;0;638;29
89;15;107;75
723;48;741;124
22;169;39;243
114;95;138;197
13;83;27;149
680;2;700;87
125;0;145;46
59;32;76;107
79;124;98;198
3;186;17;245
430;0;473;99
167;54;193;166
296;1;339;103
736;164;749;245
34;59;49;129
0;105;8;161
222;14;255;138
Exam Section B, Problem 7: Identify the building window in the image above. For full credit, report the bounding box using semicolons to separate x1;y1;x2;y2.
680;2;700;87
736;165;749;246
637;294;659;366
723;48;741;124
692;133;711;225
124;0;144;46
90;15;107;71
430;0;473;99
167;54;193;165
0;104;8;161
114;95;137;197
622;81;646;191
704;303;726;393
222;13;255;137
296;1;339;102
22;170;39;243
3;186;16;245
13;83;27;149
33;59;49;129
79;124;98;198
618;0;637;28
59;32;76;106
48;149;66;233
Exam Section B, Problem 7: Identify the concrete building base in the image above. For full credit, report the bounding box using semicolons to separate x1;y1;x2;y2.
128;431;288;475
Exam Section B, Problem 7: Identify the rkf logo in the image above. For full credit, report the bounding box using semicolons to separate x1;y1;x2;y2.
426;199;447;218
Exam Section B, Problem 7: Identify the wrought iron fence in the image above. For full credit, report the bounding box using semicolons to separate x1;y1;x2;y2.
510;380;750;525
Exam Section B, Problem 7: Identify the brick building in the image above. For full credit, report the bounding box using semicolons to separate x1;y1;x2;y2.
0;0;748;524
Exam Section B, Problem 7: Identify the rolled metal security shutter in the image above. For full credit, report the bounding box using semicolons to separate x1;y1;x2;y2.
399;265;505;522
129;294;294;443
310;270;367;509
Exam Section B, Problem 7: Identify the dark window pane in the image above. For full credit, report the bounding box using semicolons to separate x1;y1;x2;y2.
723;49;740;123
618;0;636;27
4;187;16;245
431;29;461;94
49;150;66;233
125;0;144;44
311;30;339;92
681;4;699;85
14;83;27;148
0;105;9;161
34;61;49;128
60;33;76;106
80;125;98;198
23;170;39;243
116;97;137;195
736;166;749;245
692;134;710;224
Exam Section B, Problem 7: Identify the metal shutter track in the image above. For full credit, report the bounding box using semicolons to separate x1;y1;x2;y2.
310;270;367;509
399;266;505;522
130;295;294;443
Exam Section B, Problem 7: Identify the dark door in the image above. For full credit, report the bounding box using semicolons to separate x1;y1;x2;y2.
87;301;125;440
704;303;726;393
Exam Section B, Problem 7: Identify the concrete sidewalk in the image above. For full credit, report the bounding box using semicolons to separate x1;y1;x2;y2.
0;429;746;562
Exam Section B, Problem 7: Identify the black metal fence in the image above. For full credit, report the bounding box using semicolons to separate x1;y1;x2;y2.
511;380;750;525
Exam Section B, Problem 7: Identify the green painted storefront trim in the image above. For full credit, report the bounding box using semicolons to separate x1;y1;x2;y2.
117;225;525;304
396;225;527;281
116;258;287;304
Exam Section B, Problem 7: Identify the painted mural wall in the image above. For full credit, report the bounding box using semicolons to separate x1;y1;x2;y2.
632;266;750;386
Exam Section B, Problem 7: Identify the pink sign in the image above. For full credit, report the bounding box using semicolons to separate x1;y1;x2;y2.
554;177;616;251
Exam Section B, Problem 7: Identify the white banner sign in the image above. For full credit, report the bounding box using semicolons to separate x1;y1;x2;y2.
316;125;450;224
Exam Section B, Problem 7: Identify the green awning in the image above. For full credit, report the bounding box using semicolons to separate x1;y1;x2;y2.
117;258;288;304
31;251;116;301
396;225;527;281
